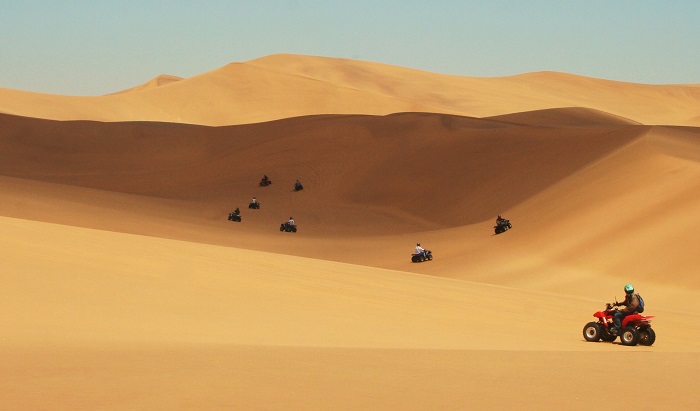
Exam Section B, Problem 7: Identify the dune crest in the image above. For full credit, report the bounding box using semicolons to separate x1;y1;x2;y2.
0;53;698;126
109;74;183;94
486;107;640;126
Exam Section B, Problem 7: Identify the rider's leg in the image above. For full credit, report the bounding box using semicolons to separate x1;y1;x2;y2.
613;311;625;328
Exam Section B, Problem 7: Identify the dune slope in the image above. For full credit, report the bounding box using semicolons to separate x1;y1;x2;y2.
2;216;700;410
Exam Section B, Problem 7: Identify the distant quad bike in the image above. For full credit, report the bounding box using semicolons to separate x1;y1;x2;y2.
260;178;271;187
227;212;241;222
249;202;260;209
582;303;655;346
280;222;297;233
294;182;304;191
494;219;512;234
411;250;433;263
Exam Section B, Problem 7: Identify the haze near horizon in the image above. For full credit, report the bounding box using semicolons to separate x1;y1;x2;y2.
1;1;699;96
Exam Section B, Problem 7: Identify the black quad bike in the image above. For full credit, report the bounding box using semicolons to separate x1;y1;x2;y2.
494;219;512;234
249;202;260;209
280;222;297;233
411;250;433;263
228;212;241;222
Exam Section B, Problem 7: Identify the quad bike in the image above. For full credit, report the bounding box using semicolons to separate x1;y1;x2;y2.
294;182;304;191
494;219;512;234
582;303;655;346
280;222;297;233
228;212;241;222
260;178;271;187
411;250;433;263
249;202;260;209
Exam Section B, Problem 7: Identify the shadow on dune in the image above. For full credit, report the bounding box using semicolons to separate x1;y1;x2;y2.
0;110;647;234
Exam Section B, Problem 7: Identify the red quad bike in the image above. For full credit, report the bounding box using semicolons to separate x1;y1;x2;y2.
582;303;655;346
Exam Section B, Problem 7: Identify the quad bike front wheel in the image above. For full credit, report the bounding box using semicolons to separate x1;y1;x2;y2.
583;322;602;342
426;254;433;261
638;327;656;346
620;326;640;346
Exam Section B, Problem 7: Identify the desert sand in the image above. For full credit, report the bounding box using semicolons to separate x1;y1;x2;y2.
2;54;700;409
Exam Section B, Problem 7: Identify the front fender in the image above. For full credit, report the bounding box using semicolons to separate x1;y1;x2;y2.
593;311;609;319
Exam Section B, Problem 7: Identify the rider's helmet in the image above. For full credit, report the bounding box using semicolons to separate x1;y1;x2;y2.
624;284;634;294
417;242;420;246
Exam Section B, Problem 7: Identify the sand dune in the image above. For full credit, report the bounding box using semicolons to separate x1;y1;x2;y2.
2;54;700;409
1;54;699;126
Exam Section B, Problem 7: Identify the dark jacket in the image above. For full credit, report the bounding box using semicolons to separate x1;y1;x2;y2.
618;294;640;314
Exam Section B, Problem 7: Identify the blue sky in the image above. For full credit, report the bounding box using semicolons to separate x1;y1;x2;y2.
2;1;699;95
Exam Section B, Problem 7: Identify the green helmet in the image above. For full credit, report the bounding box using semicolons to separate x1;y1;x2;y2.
624;284;634;294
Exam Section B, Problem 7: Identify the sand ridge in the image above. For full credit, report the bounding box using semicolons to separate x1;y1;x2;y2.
1;53;699;126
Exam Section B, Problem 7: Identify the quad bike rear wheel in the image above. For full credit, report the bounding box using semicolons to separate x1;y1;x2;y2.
620;326;640;346
583;322;602;342
638;327;656;346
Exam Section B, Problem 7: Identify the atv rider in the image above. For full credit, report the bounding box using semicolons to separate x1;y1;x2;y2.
234;207;240;216
611;284;640;334
294;179;303;190
251;197;258;205
288;216;295;227
496;215;506;225
261;175;269;184
414;242;425;256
